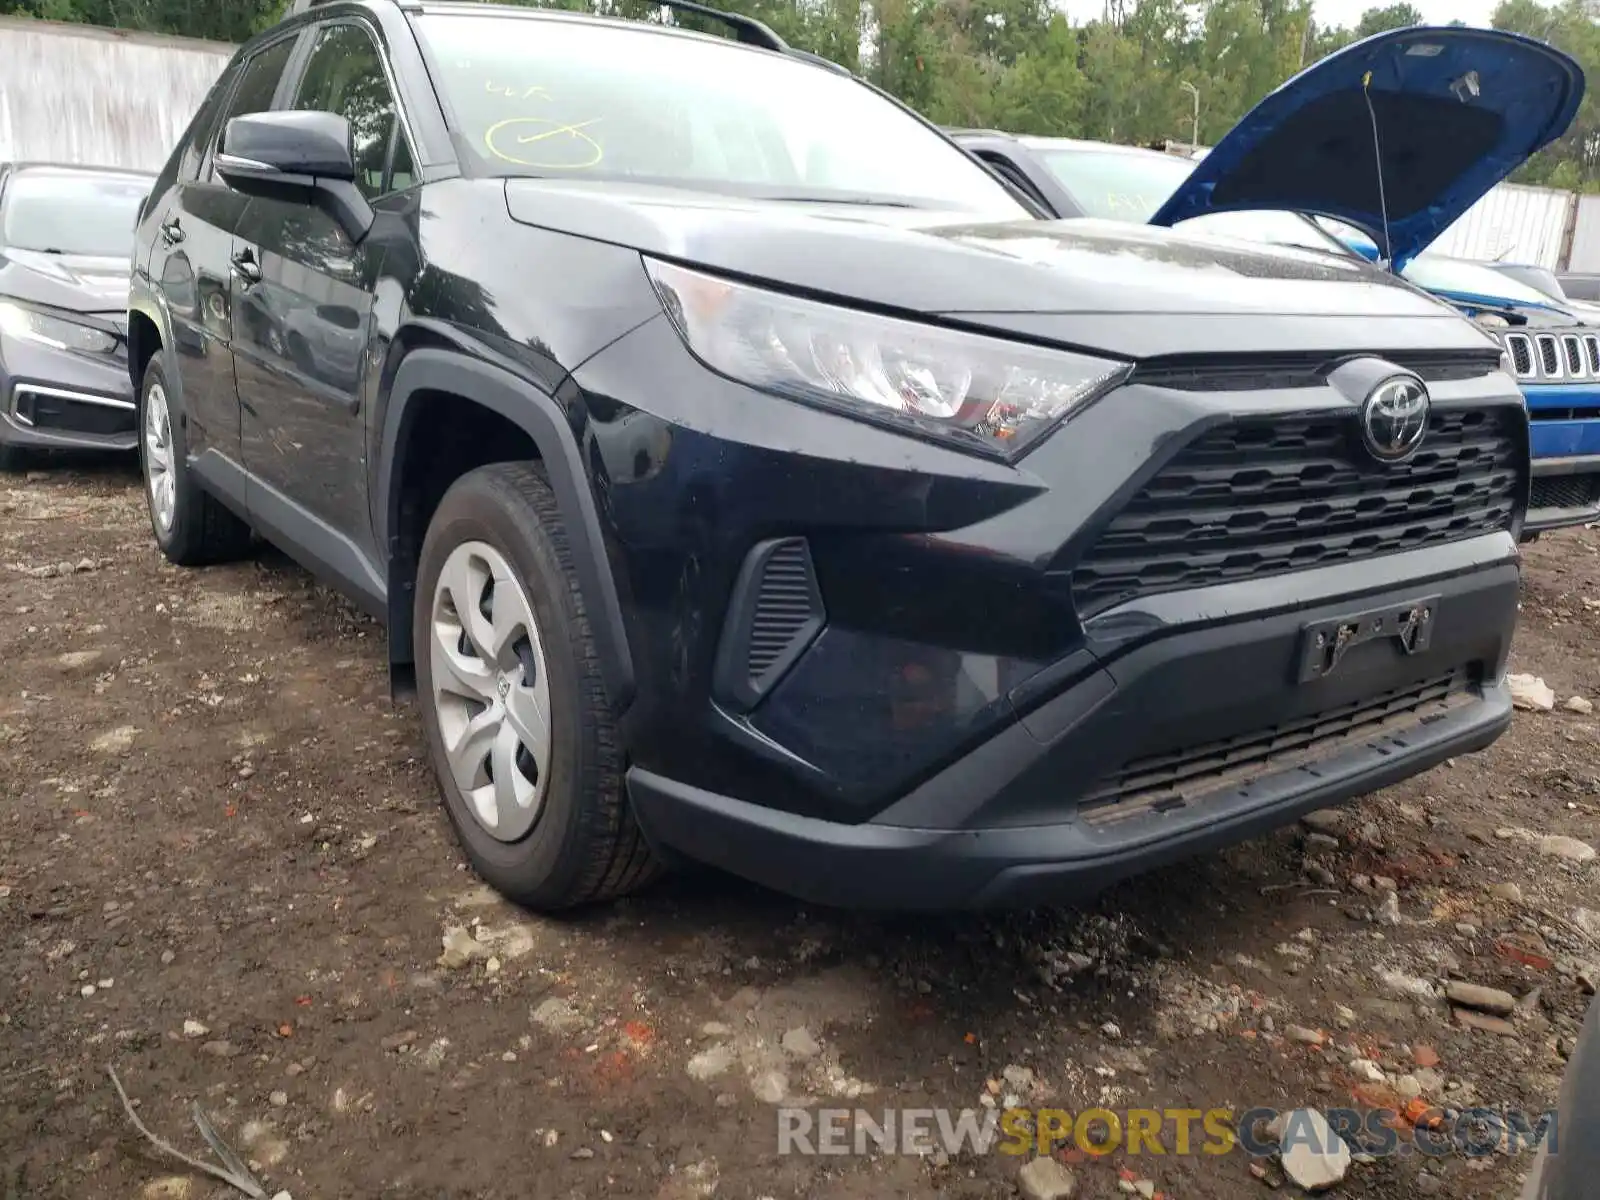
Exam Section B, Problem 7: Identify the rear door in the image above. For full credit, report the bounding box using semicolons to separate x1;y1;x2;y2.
151;32;299;468
233;18;414;557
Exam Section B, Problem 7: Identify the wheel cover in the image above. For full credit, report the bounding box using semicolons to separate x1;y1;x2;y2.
144;381;176;534
429;540;554;842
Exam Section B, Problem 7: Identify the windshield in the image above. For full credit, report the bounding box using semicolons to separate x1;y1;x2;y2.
1032;145;1351;254
415;13;1024;215
1401;255;1559;308
1493;263;1567;302
2;170;149;257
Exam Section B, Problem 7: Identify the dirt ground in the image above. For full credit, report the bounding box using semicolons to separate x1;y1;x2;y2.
1;459;1598;1200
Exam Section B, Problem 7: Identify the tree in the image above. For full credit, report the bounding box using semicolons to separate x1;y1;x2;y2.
1354;3;1425;39
1493;0;1600;188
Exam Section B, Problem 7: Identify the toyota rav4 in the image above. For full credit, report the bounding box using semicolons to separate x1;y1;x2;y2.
128;7;1558;910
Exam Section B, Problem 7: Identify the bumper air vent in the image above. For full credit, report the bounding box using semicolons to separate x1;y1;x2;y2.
1530;474;1600;515
1079;669;1475;827
713;536;826;711
12;384;135;438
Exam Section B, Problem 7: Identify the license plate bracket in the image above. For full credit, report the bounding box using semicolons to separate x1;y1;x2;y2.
1298;595;1438;683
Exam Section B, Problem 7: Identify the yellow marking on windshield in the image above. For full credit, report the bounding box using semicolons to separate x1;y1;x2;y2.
1102;192;1159;215
485;81;553;100
484;116;603;169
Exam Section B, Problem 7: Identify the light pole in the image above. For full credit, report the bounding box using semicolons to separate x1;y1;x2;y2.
1179;82;1200;153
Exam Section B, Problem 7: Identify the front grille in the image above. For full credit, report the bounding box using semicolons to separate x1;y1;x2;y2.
1133;351;1500;392
1530;474;1600;513
1503;329;1600;384
1507;337;1534;375
1079;670;1474;827
1072;405;1522;616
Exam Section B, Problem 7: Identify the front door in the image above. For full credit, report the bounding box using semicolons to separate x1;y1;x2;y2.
234;18;414;572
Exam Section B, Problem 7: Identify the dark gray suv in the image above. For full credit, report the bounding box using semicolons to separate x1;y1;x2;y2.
128;7;1548;911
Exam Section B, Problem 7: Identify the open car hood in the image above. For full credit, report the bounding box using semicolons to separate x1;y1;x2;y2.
1148;25;1584;269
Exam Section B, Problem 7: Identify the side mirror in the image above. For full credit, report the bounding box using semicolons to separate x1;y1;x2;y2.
216;111;373;243
1339;236;1381;263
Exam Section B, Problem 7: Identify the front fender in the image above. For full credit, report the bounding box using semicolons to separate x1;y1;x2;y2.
378;347;636;712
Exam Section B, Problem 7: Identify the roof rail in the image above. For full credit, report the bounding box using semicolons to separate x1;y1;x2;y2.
787;46;849;74
287;0;805;60
649;0;787;51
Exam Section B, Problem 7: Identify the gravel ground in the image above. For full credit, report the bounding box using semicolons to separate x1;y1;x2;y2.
1;459;1597;1200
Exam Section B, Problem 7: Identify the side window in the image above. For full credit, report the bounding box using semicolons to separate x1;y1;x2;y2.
208;37;297;180
388;129;416;194
176;60;240;183
293;24;413;200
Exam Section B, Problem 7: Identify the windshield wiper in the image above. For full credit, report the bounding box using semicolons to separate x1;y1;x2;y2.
765;195;918;208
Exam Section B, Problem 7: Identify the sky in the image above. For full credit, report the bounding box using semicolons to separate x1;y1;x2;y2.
1057;0;1512;28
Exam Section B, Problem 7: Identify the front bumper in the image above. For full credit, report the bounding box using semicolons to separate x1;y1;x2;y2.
575;317;1524;909
1526;451;1600;533
628;539;1518;910
1524;385;1600;533
0;334;135;453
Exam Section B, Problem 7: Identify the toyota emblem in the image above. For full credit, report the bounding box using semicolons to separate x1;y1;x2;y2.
1359;376;1430;463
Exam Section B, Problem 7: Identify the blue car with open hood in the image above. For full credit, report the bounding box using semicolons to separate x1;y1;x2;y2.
954;25;1591;535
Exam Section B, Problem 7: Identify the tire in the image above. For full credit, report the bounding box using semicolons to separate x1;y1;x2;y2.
138;356;252;566
414;461;660;910
0;444;30;473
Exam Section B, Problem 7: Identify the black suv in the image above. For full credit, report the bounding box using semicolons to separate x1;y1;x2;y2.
130;3;1527;911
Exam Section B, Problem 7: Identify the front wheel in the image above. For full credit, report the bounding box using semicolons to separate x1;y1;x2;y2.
414;461;659;910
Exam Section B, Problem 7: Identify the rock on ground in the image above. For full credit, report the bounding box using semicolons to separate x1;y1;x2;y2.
1017;1155;1077;1200
1444;982;1516;1016
1508;674;1556;711
781;1027;821;1059
1275;1109;1352;1192
687;1044;735;1082
1540;835;1597;864
438;925;491;970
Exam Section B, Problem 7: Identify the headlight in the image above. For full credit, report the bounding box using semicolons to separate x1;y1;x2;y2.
644;258;1129;457
1474;312;1511;330
0;300;116;354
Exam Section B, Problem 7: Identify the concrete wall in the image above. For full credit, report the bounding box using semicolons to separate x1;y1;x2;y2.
1566;195;1600;275
0;16;233;174
1430;182;1574;272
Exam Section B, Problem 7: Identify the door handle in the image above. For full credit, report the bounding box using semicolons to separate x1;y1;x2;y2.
159;218;184;246
230;250;261;285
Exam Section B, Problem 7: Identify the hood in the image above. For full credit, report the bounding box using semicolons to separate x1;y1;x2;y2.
0;248;132;314
504;179;1497;357
1148;25;1584;269
1400;251;1586;325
